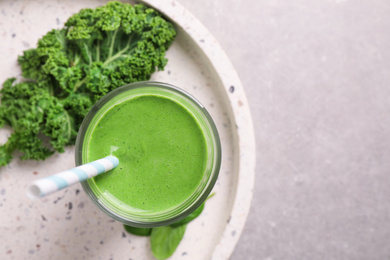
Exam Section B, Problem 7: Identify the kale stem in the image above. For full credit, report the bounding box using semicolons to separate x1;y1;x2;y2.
103;35;133;66
84;43;92;65
73;76;87;92
108;30;118;59
96;40;100;62
103;47;131;66
73;54;80;66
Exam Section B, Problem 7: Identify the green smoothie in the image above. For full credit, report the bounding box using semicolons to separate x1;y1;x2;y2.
84;94;207;214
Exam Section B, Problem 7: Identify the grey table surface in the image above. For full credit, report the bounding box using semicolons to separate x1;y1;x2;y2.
177;0;390;259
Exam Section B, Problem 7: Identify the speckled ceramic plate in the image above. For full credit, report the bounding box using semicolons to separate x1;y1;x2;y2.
0;0;255;259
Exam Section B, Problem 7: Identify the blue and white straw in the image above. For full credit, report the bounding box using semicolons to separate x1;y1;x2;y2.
27;156;119;200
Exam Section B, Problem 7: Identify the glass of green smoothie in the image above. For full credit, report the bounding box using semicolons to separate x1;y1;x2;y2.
75;81;221;227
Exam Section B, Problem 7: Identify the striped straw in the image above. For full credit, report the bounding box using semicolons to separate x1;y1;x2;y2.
26;156;119;200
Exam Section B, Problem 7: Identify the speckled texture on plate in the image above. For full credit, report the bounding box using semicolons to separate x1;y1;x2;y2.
0;0;255;259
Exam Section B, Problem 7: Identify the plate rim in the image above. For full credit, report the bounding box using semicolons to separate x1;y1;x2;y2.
140;0;256;258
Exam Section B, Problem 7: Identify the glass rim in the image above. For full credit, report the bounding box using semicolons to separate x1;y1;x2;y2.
75;81;221;227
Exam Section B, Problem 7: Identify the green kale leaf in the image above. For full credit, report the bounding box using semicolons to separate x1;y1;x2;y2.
0;1;176;166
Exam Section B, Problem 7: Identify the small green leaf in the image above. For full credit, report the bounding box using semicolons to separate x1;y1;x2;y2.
170;203;204;228
123;225;152;236
170;193;215;228
151;225;186;260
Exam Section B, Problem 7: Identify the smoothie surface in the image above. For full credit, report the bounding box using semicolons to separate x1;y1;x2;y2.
85;94;207;213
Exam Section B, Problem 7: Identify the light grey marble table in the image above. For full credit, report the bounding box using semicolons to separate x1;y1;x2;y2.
177;0;390;259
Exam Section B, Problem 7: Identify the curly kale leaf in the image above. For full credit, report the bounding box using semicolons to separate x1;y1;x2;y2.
0;78;73;165
0;1;176;166
18;1;176;101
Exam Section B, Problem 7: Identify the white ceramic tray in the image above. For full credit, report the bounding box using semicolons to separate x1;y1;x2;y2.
0;0;255;259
